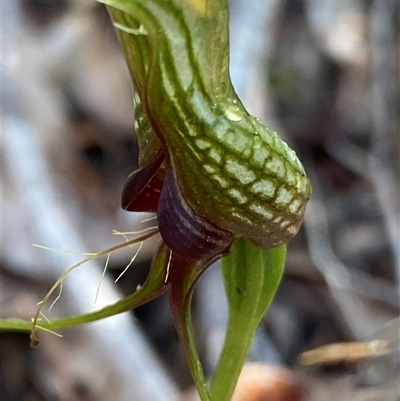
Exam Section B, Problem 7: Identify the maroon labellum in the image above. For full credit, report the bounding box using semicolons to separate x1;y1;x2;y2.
157;165;234;260
121;154;234;261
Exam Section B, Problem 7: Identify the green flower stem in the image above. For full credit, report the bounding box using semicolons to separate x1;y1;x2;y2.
167;254;211;401
210;315;257;401
178;304;211;401
210;240;286;401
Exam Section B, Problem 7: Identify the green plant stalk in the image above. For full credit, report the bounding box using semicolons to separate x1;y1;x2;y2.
211;241;286;401
167;255;212;401
210;315;257;401
179;303;211;401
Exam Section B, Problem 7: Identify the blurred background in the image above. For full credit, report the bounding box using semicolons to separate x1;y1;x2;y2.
1;0;399;400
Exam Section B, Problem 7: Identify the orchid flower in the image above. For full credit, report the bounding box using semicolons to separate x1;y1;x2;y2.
100;0;311;399
1;1;311;400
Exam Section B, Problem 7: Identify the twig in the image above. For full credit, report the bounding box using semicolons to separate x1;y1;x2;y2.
303;157;397;340
370;0;400;281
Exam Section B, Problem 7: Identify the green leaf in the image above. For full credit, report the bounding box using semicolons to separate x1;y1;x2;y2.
0;241;170;344
210;239;286;401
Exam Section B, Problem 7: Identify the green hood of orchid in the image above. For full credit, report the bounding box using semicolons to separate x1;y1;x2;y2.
102;0;311;258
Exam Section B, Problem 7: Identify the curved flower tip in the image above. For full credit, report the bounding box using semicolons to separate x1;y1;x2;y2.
121;153;164;213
